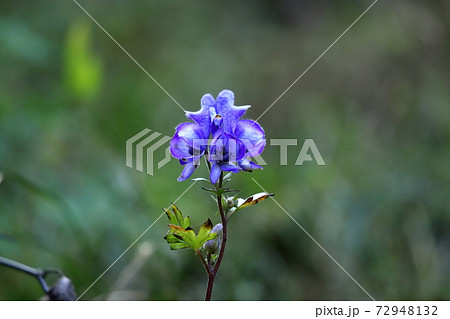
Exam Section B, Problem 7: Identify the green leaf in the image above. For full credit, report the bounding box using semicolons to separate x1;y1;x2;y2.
164;233;181;243
201;187;216;193
172;204;190;228
197;219;218;246
191;177;210;183
164;204;190;229
164;208;177;225
164;232;190;250
223;172;233;180
222;172;233;185
163;204;193;250
163;205;217;251
169;225;198;248
167;221;217;250
169;242;191;250
201;187;238;196
198;218;213;238
64;20;102;101
204;232;218;242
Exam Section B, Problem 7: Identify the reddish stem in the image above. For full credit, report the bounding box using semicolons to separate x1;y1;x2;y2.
204;173;227;301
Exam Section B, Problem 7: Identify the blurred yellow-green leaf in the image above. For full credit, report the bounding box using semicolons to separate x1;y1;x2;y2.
63;20;102;101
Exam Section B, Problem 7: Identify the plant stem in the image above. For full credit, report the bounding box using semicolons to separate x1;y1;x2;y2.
0;256;50;293
204;156;212;172
195;249;211;274
205;172;227;301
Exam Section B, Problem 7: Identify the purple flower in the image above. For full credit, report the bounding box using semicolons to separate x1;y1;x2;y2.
170;123;207;182
170;90;266;183
208;130;246;184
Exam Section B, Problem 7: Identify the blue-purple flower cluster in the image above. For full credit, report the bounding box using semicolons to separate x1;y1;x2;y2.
170;90;265;184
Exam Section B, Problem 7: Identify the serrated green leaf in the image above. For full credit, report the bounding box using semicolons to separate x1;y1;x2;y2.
168;224;188;234
164;205;192;249
171;204;184;226
164;230;189;250
204;232;218;242
164;204;190;228
164;233;181;243
169;224;198;248
197;219;217;246
169;242;191;250
168;221;217;250
164;205;218;251
164;208;178;225
182;216;191;229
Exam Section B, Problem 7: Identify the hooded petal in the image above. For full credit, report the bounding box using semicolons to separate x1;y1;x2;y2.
209;131;246;163
170;134;190;159
177;162;198;182
220;162;242;172
211;113;223;136
210;162;222;184
238;157;263;172
234;119;266;156
226;134;246;162
185;93;215;137
215;90;250;133
170;123;206;159
175;122;206;140
209;162;241;184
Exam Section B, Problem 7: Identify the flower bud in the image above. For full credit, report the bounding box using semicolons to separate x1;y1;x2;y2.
46;276;77;301
203;223;223;255
226;197;235;208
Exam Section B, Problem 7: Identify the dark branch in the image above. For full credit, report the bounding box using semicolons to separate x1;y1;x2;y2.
0;256;76;300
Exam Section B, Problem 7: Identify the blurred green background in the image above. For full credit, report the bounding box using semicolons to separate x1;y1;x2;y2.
0;0;449;300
